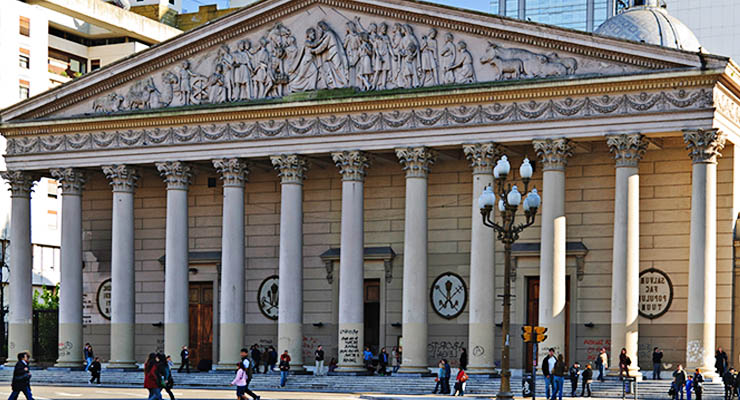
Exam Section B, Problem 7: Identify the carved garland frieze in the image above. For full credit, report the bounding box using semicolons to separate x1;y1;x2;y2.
4;88;713;157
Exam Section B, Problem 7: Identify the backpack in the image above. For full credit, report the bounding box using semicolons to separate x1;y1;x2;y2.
243;358;254;378
460;372;468;383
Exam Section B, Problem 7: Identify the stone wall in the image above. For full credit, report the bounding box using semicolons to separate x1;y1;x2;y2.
78;137;735;370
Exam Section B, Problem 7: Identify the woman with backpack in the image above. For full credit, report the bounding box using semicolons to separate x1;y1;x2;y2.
453;367;469;396
144;353;163;400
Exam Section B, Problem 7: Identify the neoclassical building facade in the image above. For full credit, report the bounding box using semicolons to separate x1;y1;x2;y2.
2;0;740;378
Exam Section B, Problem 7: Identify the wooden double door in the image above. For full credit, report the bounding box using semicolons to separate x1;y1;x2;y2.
188;281;213;368
525;276;570;372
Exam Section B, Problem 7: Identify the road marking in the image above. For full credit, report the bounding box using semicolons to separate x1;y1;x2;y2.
94;390;141;397
55;392;82;397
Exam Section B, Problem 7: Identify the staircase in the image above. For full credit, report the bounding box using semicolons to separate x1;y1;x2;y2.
0;368;725;399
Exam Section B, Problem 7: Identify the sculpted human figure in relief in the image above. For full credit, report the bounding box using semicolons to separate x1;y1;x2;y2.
208;63;226;103
288;27;320;92
343;21;362;88
233;40;254;100
216;44;236;102
420;28;439;86
371;22;393;90
312;21;348;89
397;24;421;88
440;33;456;84
448;41;475;84
252;37;275;98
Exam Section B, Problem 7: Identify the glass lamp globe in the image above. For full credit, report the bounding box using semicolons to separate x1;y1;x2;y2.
478;186;496;210
507;185;521;206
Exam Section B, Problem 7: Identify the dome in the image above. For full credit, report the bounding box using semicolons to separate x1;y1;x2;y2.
594;3;701;52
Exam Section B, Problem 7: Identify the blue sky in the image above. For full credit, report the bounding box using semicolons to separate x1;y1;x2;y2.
181;0;493;13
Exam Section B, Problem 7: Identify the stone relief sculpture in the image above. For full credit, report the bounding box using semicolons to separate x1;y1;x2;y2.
89;16;587;114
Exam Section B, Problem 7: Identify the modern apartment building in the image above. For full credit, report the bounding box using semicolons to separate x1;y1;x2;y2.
0;0;181;295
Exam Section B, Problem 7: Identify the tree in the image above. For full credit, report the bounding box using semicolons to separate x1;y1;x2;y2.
32;284;59;310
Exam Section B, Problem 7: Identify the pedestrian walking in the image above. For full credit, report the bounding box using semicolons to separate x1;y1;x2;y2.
653;347;664;380
260;348;269;374
581;364;593;397
693;368;704;400
178;346;190;374
542;348;556;400
391;347;400;374
452;367;468;396
552;354;566;400
718;348;729;377
160;354;175;400
597;348;608;382
569;362;580;397
723;367;735;400
144;353;163;400
459;348;468;371
250;345;262;374
734;368;740;400
89;357;101;385
83;343;94;372
267;346;277;373
377;347;388;375
8;352;33;400
279;350;291;388
239;348;260;400
314;345;325;376
686;374;694;400
672;364;687;400
432;361;444;394
231;362;248;400
442;359;452;395
363;347;373;373
619;348;631;379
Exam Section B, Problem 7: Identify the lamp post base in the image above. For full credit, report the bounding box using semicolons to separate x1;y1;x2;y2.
496;390;515;400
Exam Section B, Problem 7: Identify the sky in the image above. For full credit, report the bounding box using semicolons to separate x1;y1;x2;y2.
181;0;493;13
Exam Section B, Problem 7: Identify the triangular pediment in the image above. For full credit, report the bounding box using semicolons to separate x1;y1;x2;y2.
1;0;717;122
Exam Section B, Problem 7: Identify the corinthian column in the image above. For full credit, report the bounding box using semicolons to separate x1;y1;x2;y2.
607;134;647;378
50;168;86;368
332;150;370;372
462;143;502;374
156;161;192;367
684;128;725;379
212;158;248;368
395;146;437;373
271;154;309;371
1;171;35;365
102;165;139;369
533;138;573;359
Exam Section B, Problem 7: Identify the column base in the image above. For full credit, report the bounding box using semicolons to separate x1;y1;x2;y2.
467;366;499;376
52;360;84;369
333;365;370;374
106;360;139;370
397;366;431;374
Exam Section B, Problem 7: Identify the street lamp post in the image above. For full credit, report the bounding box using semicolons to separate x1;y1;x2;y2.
478;155;540;400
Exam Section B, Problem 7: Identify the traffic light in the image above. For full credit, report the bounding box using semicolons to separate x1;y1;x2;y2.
521;326;533;342
534;326;548;343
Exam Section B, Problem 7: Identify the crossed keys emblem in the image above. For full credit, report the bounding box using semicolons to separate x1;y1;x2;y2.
258;276;279;320
431;272;467;319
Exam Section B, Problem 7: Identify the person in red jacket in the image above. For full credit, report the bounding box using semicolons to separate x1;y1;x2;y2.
453;367;468;396
144;353;163;400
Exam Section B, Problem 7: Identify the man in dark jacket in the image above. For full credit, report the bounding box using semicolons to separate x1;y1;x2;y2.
673;365;687;400
459;348;468;371
717;348;729;377
89;357;102;384
9;352;33;400
251;345;262;375
542;348;556;400
653;347;664;380
569;362;580;396
581;364;593;397
724;368;736;400
178;346;190;373
240;348;260;400
442;359;452;394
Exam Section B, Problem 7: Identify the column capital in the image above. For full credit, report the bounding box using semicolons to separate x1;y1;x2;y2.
50;168;86;195
606;134;648;168
213;158;249;187
332;150;371;181
395;147;437;178
1;171;36;198
463;142;503;174
102;165;139;193
684;128;726;164
533;138;574;171
156;161;192;190
270;154;309;184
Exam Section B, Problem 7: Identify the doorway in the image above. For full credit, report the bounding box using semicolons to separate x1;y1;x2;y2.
364;279;380;354
188;281;213;368
525;276;570;371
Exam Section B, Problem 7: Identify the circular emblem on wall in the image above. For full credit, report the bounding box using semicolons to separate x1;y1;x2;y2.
258;275;279;320
430;272;467;319
639;268;673;319
96;278;112;320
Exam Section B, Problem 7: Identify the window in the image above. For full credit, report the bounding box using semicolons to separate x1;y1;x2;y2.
19;80;30;99
19;48;30;69
90;59;101;71
169;0;174;4
48;180;58;199
47;210;58;229
48;48;87;77
19;16;30;37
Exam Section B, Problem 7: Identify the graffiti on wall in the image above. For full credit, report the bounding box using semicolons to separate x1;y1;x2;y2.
581;338;611;362
428;340;466;367
339;328;361;364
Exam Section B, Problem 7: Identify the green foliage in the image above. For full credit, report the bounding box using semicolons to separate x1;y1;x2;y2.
32;284;59;310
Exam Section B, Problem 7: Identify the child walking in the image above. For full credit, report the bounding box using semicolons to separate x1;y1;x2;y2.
231;362;248;400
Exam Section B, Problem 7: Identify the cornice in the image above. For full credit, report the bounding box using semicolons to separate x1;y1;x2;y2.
1;72;720;138
2;0;697;122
